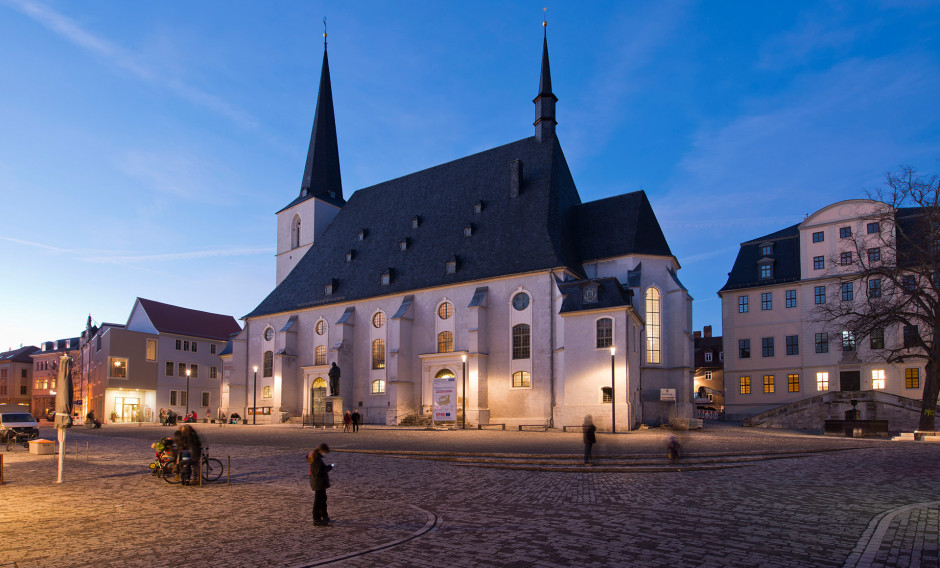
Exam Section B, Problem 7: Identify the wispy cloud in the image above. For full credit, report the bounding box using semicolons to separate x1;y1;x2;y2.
3;0;257;128
0;235;270;263
115;149;238;204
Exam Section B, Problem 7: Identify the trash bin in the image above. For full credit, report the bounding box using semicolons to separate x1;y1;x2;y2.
29;439;55;455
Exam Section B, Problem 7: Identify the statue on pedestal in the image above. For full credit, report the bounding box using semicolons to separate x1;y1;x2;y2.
328;362;341;397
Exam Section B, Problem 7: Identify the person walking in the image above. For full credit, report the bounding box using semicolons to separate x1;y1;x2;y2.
159;408;167;426
582;415;597;465
351;409;360;432
307;443;333;525
174;424;202;486
667;436;681;463
342;411;352;433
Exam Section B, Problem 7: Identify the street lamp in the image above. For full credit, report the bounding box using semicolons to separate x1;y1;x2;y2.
185;368;191;416
610;347;616;434
252;365;258;425
461;354;467;429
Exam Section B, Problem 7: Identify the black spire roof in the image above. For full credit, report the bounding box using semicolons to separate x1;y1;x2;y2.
533;24;557;142
280;45;344;212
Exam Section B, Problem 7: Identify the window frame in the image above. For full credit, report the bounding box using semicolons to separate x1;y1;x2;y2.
815;332;829;354
739;376;751;395
813;256;825;270
512;371;532;388
595;318;613;349
785;335;798;356
738;296;749;313
761;337;774;358
372;339;386;369
512;324;531;360
761;292;772;311
785;290;797;308
763;375;775;394
436;331;453;354
814;286;826;305
812;231;824;243
787;373;800;393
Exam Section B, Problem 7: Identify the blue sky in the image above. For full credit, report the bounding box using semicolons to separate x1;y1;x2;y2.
1;0;939;351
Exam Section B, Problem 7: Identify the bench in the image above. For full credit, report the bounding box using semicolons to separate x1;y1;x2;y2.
518;424;548;431
563;425;588;433
477;423;506;430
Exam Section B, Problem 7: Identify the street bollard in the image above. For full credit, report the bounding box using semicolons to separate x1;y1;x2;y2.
227;456;231;485
86;441;89;461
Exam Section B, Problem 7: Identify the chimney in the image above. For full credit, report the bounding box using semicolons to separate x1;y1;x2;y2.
693;331;701;340
704;325;712;338
509;159;523;198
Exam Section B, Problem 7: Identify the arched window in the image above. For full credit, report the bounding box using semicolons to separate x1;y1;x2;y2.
435;369;455;379
437;331;453;353
314;345;326;366
315;320;326;335
512;371;531;388
371;379;386;394
292;215;301;249
372;312;385;328
263;386;272;398
263;351;273;377
512;324;530;359
372;339;386;369
438;301;453;320
646;288;661;364
312;377;327;389
596;318;612;349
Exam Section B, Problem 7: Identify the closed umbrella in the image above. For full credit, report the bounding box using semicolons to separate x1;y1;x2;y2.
54;355;73;483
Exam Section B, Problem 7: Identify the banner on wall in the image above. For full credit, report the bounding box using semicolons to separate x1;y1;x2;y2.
432;376;457;421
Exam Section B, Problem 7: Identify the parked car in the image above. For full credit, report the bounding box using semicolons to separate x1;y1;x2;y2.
0;405;40;442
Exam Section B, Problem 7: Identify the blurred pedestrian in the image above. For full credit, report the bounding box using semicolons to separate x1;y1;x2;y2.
667;436;681;463
307;443;333;525
583;415;597;465
351;409;360;432
343;410;352;433
174;424;202;486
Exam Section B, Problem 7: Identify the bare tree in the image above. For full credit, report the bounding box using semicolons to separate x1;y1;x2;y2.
816;165;940;431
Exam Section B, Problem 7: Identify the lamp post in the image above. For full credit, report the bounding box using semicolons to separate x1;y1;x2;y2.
185;369;191;416
461;354;467;429
610;347;616;434
252;366;258;425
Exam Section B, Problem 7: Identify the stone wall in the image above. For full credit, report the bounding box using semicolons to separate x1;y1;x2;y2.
745;391;921;433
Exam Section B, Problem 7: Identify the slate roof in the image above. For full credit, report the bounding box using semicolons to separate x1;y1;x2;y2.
558;277;634;314
720;224;801;292
137;298;242;341
0;345;39;363
247;133;673;319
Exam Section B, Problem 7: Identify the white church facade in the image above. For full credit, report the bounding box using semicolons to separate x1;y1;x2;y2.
222;29;693;430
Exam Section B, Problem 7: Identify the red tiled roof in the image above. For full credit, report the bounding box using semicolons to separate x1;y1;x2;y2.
137;298;241;341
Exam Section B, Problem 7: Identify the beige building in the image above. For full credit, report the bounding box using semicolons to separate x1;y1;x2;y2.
30;338;78;419
721;199;927;425
0;345;38;408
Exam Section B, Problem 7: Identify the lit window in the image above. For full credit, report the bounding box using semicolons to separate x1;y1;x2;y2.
512;324;530;359
785;290;797;308
839;227;852;238
815;332;829;353
371;379;386;394
146;339;157;361
372;312;386;328
816;372;829;391
646;288;661;364
601;387;612;403
787;373;799;393
263;351;273;377
438;302;453;320
814;286;826;305
436;332;453;354
813;256;824;270
312;377;326;389
763;375;775;394
761;293;772;310
841;331;856;352
512;371;531;388
372;339;386;369
263;386;272;398
871;369;885;390
596;318;612;349
738;296;749;313
906;368;920;389
315;345;326;366
740;376;751;395
870;328;884;350
110;358;127;378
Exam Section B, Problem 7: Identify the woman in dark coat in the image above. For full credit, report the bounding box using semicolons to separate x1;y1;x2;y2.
307;443;333;525
583;415;597;465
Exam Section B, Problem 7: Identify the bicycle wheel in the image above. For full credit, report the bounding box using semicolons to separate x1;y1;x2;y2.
202;458;223;482
162;462;181;484
5;436;15;451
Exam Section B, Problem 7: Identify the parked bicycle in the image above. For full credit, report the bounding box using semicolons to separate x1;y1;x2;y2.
5;430;39;451
152;446;223;484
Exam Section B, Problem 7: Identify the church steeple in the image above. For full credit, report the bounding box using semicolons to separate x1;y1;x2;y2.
300;37;343;203
533;21;557;143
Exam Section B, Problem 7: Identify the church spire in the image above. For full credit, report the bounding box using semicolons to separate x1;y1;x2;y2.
533;18;557;142
300;30;343;203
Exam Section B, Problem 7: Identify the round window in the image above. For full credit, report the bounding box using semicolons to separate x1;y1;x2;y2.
315;320;325;336
263;327;274;341
372;312;385;328
438;302;453;320
512;292;530;311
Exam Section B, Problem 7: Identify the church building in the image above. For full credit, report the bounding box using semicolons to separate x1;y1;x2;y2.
223;27;693;430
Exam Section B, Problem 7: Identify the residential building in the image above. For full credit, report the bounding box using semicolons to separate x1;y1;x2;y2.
0;345;39;408
224;30;694;430
693;326;723;418
79;299;240;423
720;199;928;425
30;338;78;419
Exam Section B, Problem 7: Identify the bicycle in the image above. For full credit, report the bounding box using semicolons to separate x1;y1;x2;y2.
149;450;180;484
153;447;223;484
200;447;224;482
5;430;39;451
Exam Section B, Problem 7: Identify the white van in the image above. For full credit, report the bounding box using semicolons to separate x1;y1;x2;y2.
0;404;40;441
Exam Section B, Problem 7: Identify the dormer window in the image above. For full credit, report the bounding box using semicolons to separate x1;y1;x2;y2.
412;216;421;229
445;255;457;274
358;229;367;241
759;262;773;279
324;278;336;296
345;250;354;263
473;201;483;214
399;238;409;251
760;243;773;257
464;224;474;237
381;268;392;286
583;283;599;304
301;188;308;197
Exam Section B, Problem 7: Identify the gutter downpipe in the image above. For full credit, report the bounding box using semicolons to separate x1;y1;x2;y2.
549;268;556;429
